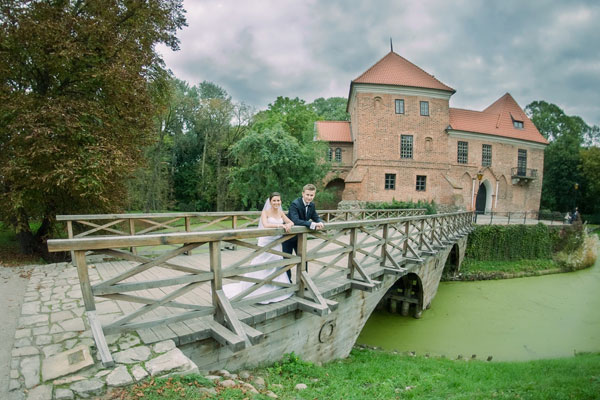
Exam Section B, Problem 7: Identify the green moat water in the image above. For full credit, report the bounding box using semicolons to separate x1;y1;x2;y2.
357;255;600;361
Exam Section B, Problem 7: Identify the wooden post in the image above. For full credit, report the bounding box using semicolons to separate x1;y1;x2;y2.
348;227;357;279
210;241;224;324
184;217;192;255
74;251;96;312
419;219;425;251
128;219;137;255
380;224;388;267
296;233;307;296
403;221;409;258
67;221;75;265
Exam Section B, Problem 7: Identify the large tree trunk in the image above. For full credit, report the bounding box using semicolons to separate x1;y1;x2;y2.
15;211;69;263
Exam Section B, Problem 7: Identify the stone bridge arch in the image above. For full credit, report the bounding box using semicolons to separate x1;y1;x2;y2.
379;237;467;319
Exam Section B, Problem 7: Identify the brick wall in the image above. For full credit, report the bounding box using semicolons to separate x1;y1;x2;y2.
333;89;545;212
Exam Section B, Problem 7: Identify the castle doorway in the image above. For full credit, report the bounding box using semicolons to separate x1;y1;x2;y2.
475;182;487;213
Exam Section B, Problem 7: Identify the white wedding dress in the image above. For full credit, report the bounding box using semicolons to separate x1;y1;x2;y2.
223;216;293;304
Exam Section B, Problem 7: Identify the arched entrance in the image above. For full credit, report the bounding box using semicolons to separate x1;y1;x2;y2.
323;178;345;209
475;182;486;213
443;243;460;279
475;179;493;213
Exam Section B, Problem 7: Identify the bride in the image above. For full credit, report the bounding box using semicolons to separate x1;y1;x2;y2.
223;192;295;304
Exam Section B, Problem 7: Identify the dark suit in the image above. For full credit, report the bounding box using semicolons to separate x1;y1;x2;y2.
282;197;322;278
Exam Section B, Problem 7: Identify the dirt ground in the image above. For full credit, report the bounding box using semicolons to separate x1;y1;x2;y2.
0;264;35;400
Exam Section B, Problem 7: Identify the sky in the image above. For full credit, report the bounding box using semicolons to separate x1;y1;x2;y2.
157;0;600;127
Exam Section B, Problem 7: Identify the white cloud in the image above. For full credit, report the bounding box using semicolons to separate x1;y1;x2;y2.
157;0;600;126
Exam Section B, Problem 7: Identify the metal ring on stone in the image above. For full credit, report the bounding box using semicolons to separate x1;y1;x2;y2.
318;320;336;343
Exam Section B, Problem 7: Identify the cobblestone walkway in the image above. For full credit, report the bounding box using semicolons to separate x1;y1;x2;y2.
6;263;199;400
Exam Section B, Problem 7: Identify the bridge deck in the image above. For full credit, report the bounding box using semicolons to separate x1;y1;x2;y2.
92;242;383;346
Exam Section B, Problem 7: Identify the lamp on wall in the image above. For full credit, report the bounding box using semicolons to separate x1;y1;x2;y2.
477;171;483;182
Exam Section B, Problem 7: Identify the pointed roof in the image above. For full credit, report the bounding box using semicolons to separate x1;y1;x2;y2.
449;93;548;145
315;121;352;142
352;51;455;93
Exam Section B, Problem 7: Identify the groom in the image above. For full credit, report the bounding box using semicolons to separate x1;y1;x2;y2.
283;184;324;278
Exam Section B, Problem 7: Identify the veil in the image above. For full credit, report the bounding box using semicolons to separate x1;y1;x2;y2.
257;198;272;229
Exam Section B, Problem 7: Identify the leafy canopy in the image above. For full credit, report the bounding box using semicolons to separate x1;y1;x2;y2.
0;0;186;256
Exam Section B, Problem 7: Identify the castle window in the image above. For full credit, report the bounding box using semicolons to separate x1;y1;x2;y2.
385;174;396;190
457;141;468;164
401;135;413;159
327;148;332;161
334;148;342;162
513;120;524;129
416;175;427;191
420;101;429;116
482;144;492;167
517;149;527;175
395;99;404;114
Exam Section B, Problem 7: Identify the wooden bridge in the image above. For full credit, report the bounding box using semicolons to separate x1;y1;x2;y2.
47;209;473;371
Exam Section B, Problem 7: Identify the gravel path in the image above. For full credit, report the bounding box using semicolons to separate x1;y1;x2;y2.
0;265;35;400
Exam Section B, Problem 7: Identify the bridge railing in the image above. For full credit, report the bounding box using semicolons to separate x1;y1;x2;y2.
47;211;472;367
474;210;566;225
57;209;427;238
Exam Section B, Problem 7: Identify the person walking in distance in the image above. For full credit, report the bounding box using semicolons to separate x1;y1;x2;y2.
282;184;324;279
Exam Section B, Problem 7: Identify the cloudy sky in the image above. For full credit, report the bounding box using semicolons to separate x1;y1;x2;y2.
157;0;600;126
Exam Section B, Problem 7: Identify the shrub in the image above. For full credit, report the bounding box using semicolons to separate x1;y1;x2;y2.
365;199;437;214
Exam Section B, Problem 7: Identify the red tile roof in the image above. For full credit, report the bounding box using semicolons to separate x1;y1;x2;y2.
315;121;352;142
353;51;455;93
449;93;548;145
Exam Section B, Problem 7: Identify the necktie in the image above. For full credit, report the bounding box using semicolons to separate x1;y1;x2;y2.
305;204;309;217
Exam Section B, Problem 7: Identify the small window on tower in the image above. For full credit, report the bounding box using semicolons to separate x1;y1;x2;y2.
395;99;404;114
416;175;427;191
385;174;396;190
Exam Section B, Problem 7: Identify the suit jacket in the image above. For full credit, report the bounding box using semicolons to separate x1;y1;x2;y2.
287;197;321;228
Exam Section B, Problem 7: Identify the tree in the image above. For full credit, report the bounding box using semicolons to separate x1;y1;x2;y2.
0;0;186;259
229;125;328;210
526;101;599;214
310;97;349;121
579;146;600;216
252;97;318;142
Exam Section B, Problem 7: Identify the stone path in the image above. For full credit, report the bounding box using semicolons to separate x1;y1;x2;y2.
1;265;35;400
4;263;201;399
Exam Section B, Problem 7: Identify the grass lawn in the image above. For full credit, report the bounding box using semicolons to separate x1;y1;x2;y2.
111;349;600;399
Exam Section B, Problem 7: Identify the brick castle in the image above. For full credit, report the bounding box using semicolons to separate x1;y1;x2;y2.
316;51;548;213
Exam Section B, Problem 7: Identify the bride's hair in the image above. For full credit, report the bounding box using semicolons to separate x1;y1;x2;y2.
269;192;281;200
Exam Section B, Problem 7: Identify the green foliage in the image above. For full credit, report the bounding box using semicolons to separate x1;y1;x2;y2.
526;100;600;214
229;125;328;209
309;97;349;121
466;224;560;261
0;0;186;258
365;199;437;214
267;352;314;377
252;96;318;142
118;350;600;400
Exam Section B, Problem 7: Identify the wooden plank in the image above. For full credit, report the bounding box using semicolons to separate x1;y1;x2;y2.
207;320;245;352
87;311;114;367
93;272;214;296
239;322;264;345
102;261;178;342
74;251;96;312
215;290;251;348
294;296;329;316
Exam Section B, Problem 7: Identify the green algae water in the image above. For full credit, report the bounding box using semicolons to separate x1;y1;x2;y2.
357;256;600;361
